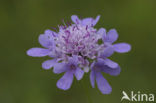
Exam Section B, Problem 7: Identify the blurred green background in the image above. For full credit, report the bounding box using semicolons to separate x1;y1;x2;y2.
0;0;156;103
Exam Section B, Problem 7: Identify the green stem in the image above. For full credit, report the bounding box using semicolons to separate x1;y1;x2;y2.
82;80;93;103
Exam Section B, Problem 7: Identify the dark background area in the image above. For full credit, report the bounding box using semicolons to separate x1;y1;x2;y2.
0;0;156;103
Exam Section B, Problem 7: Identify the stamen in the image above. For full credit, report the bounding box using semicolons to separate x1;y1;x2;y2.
75;25;79;30
51;27;58;32
86;25;88;30
66;21;71;26
62;19;67;26
72;26;76;31
76;19;79;24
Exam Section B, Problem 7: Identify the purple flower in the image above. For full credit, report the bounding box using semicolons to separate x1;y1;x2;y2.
71;15;100;26
27;29;56;57
54;55;84;90
98;28;131;57
90;58;121;94
27;15;131;94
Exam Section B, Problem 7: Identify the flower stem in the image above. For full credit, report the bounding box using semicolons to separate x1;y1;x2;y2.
82;80;93;103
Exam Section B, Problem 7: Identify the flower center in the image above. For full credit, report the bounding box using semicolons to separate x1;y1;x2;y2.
55;24;103;59
70;64;76;70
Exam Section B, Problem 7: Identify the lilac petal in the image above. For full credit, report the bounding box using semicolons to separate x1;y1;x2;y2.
90;70;95;88
97;28;106;34
97;58;105;64
97;28;106;39
44;29;57;37
38;34;54;48
90;61;96;70
90;61;96;69
82;15;100;26
102;65;121;76
97;58;118;69
92;15;100;26
57;71;74;90
113;43;131;53
99;46;114;58
82;18;93;26
95;72;112;94
42;59;57;70
53;63;68;74
105;29;118;43
71;15;81;24
68;55;79;65
26;48;50;57
103;58;118;69
74;67;84;80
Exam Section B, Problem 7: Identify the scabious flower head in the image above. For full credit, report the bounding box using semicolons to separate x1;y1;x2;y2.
27;15;131;94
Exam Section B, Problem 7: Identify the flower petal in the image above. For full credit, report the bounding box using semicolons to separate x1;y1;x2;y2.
71;15;81;24
39;29;57;49
90;70;95;88
44;29;57;37
68;55;79;65
105;29;118;43
95;72;112;94
53;63;68;74
103;58;118;69
74;67;84;80
97;28;106;40
26;48;50;57
90;61;96;69
92;15;100;26
102;65;121;76
99;46;114;58
82;15;100;26
57;71;74;90
113;43;131;53
42;59;57;70
38;34;54;48
82;18;93;26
